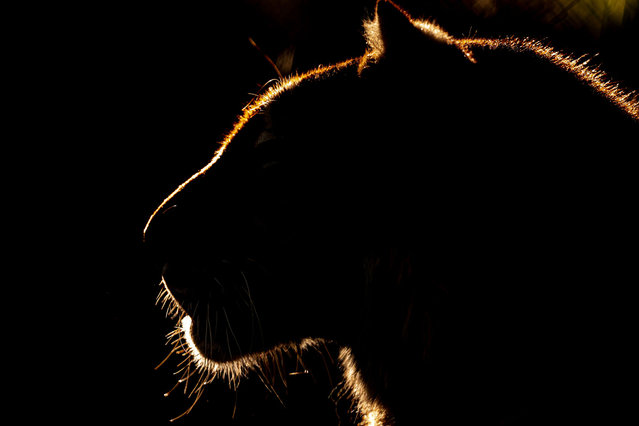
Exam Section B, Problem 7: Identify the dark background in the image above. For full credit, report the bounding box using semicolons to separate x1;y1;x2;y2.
31;1;637;424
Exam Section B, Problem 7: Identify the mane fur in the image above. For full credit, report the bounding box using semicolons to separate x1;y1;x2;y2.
362;0;638;119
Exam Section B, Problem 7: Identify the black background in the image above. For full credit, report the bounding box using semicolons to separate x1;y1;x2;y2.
27;1;637;424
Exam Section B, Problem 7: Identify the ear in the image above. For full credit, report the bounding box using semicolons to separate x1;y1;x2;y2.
374;0;425;58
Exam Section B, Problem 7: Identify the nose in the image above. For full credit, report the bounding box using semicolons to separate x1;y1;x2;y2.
145;189;256;309
143;201;187;262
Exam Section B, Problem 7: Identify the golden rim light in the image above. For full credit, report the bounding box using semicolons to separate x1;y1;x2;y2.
148;1;638;424
143;0;637;241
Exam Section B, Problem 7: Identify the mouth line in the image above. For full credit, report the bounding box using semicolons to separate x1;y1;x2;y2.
179;315;389;425
157;277;389;424
157;276;328;382
179;315;262;382
180;314;332;381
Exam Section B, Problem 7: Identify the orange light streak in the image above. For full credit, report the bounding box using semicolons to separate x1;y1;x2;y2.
387;0;638;120
142;56;363;240
456;36;639;119
144;1;637;240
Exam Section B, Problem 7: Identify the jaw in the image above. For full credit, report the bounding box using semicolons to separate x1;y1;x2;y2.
178;315;262;379
158;274;388;424
159;273;336;363
177;314;335;387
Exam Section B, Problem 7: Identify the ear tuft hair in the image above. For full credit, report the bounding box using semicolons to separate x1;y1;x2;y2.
362;11;384;60
362;0;461;66
364;0;430;59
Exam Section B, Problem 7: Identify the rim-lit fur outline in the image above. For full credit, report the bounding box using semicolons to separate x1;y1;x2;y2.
147;1;638;424
143;1;637;240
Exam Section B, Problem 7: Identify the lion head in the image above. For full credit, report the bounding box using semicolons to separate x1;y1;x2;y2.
144;1;637;424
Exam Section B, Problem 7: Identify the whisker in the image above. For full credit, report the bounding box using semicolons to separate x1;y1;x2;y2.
256;369;286;407
170;387;204;422
240;270;264;348
222;307;242;354
214;309;219;342
204;304;211;356
155;346;179;370
163;379;182;398
225;326;232;359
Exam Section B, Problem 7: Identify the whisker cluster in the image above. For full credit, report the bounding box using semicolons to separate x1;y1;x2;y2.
155;277;342;422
